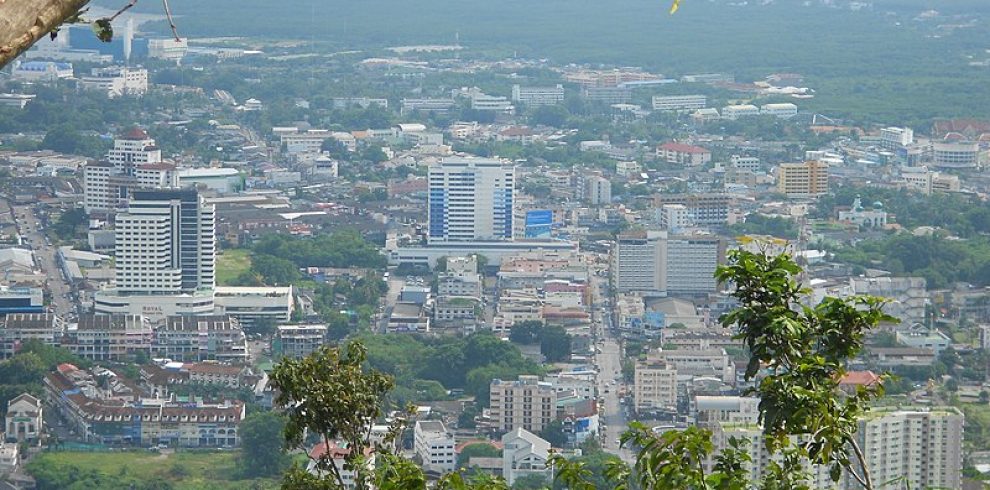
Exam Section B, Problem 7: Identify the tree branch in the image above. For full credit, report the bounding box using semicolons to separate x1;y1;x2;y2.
0;0;92;69
848;437;875;490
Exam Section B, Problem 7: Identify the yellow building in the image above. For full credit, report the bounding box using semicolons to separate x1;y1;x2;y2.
777;160;829;198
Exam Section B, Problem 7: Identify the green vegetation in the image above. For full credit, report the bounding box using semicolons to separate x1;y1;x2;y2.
216;249;253;286
457;443;501;469
728;214;799;240
250;230;386;270
508;320;574;363
27;450;279;490
0;340;91;418
816;185;990;237
355;332;543;407
50;207;87;242
833;233;990;289
238;411;291;478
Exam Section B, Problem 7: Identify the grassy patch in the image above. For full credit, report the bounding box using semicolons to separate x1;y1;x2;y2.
216;249;252;286
28;450;280;490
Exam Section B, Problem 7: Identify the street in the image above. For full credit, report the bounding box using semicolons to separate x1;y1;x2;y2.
588;257;634;463
7;201;75;319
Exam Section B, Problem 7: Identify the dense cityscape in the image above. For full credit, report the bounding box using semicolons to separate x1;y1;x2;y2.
1;0;990;488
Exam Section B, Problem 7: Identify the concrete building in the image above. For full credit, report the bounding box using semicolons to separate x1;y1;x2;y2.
274;324;327;359
613;231;723;295
665;235;724;295
759;103;798;118
845;407;963;490
437;273;482;298
178;168;241;193
490;375;557;433
657;143;712;166
502;428;551;486
0;313;62;358
583;174;611;205
880;127;914;150
95;189;216;319
214;286;294;326
931;141;979;169
901;167;960;195
0;287;44;314
654;194;730;226
66;314;153;361
413;420;456;474
512;84;565;107
730;155;761;172
400;98;456;115
0;93;36;109
155;315;247;362
428;158;515;244
777;160;829;198
633;357;677;413
0;442;18;473
5;393;42;443
433;296;480;324
78;66;148;97
650;348;734;384
658;204;691;232
613;231;665;293
721;104;760;120
580;86;631;104
652;94;706;111
84;129;176;213
147;38;188;60
11;61;73;81
44;364;244;447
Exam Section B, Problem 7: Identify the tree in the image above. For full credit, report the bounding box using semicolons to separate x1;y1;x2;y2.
538;420;567;448
552;250;893;490
271;342;396;489
244;316;277;338
509;321;543;344
457;443;501;469
539;325;572;363
238;411;290;477
251;253;301;286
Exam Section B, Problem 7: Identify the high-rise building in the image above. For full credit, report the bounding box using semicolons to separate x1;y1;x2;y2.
489;375;557;433
414;421;456;474
654;194;730;227
84;129;176;214
613;231;724;295
777;160;829;198
94;189;216;320
428;158;515;244
880;127;914;150
613;231;666;293
114;190;214;294
709;406;963;490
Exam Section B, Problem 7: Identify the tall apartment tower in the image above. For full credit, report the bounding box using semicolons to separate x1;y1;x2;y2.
428;158;515;244
114;189;215;295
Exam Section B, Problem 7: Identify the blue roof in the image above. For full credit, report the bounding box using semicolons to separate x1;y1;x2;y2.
18;61;72;71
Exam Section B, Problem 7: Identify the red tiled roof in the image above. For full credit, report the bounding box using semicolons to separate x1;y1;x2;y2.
122;128;149;140
839;370;881;386
660;142;709;154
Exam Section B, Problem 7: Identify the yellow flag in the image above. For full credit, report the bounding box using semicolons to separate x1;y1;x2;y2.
670;0;681;14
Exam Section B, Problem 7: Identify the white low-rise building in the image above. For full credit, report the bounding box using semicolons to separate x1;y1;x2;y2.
414;420;456;474
5;393;42;444
502;428;550;486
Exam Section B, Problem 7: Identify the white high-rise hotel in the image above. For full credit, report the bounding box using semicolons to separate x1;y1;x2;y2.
95;189;216;318
428;158;515;244
113;190;215;294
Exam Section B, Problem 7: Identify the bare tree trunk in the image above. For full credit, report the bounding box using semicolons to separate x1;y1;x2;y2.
0;0;93;69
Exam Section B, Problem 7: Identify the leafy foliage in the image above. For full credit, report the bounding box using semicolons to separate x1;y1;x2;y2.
238;411;291;477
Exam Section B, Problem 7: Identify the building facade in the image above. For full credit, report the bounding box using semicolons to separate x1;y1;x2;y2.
490;375;557;433
777;160;829;198
428;158;515;244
